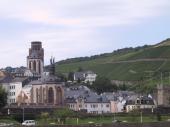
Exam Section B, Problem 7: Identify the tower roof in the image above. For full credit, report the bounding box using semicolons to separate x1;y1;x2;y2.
31;41;42;44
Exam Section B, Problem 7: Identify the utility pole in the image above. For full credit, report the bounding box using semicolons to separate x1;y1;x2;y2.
22;107;25;122
161;72;163;85
169;72;170;84
140;111;143;123
7;109;10;115
114;112;116;121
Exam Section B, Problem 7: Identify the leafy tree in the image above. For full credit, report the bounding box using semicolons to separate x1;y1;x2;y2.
128;110;140;123
0;85;7;110
156;113;162;121
56;72;67;82
77;67;84;72
118;84;128;91
92;76;117;94
77;78;81;83
40;112;49;125
53;108;74;124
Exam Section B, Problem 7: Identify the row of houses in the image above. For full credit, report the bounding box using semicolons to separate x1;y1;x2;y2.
1;68;169;114
0;70;156;114
65;85;156;114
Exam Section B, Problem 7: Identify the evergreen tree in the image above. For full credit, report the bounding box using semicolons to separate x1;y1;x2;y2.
0;86;7;110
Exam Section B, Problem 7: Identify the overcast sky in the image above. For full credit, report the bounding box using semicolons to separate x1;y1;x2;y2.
0;0;170;68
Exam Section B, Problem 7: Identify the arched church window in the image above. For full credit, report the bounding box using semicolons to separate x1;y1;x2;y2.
29;62;31;69
48;87;54;104
57;87;62;105
33;61;36;71
39;61;41;74
36;88;39;103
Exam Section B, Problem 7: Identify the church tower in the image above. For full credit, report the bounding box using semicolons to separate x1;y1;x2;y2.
27;41;44;76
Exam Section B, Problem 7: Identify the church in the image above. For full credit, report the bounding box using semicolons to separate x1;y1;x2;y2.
16;41;64;106
27;41;44;76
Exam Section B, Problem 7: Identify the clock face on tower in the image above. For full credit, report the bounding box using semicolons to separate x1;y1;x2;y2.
27;41;44;75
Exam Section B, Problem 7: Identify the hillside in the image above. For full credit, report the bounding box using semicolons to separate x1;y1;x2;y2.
56;39;170;82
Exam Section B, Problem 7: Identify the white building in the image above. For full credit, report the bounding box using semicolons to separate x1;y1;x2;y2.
73;71;97;84
84;71;97;84
67;97;111;114
125;96;156;112
102;92;132;113
65;85;111;114
7;78;29;104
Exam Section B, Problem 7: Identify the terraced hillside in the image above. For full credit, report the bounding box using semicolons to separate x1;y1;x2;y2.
56;39;170;81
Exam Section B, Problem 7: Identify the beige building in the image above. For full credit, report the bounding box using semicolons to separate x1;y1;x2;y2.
125;96;155;112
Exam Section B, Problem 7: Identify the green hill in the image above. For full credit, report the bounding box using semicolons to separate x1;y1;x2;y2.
56;39;170;82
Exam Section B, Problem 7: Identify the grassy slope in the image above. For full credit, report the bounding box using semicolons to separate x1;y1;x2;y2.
56;40;170;82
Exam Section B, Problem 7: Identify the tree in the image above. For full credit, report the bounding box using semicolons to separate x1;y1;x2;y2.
68;72;74;81
128;110;140;123
56;72;67;82
156;113;162;121
0;85;7;110
40;112;49;125
53;108;74;124
92;76;117;94
118;84;128;91
77;67;84;72
77;78;81;83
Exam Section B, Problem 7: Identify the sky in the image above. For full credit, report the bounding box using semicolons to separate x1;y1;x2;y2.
0;0;170;68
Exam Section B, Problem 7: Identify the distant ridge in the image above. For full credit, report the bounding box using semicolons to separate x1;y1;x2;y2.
56;38;170;82
154;38;170;47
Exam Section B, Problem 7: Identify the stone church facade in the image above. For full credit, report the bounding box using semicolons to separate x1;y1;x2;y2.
15;42;65;107
31;84;64;105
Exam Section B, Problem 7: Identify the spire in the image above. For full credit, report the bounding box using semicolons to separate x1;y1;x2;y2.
53;57;55;64
49;56;55;75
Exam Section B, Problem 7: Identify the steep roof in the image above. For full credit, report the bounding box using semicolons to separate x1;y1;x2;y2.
11;77;29;83
0;76;13;84
65;85;110;103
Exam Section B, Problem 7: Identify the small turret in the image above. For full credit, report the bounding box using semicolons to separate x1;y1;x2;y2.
49;56;55;76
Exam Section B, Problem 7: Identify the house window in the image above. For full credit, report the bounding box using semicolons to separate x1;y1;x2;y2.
136;100;140;104
106;104;110;108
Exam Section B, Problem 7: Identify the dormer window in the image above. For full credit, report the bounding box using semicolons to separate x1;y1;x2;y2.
136;99;140;104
